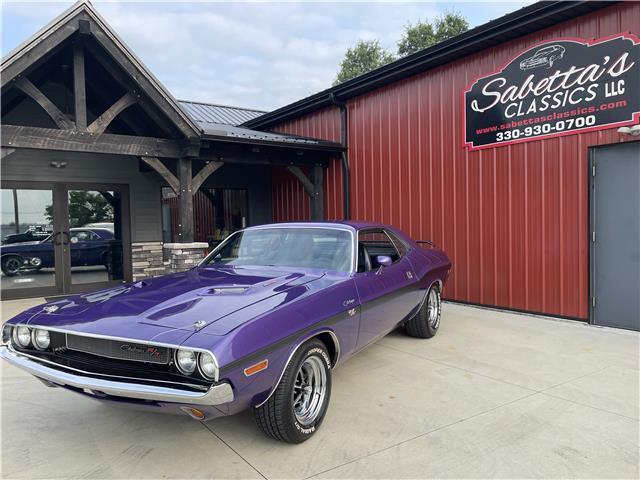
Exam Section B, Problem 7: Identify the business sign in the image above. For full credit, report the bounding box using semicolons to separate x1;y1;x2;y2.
463;34;640;150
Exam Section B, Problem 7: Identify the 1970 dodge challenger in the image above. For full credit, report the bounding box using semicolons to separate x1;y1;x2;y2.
1;222;451;443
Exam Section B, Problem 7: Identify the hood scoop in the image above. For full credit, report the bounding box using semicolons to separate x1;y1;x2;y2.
201;286;250;296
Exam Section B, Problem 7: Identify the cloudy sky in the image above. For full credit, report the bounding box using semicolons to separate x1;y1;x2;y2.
2;1;528;111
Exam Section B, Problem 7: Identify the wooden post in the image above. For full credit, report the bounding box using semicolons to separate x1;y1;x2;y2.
178;158;194;242
73;42;87;130
312;164;324;220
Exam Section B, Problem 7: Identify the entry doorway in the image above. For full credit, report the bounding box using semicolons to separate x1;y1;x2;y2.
590;141;640;331
0;181;131;300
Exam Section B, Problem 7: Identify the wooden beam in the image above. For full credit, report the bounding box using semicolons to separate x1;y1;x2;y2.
287;166;314;196
1;148;16;160
2;125;183;158
73;42;87;130
14;77;75;130
88;27;199;138
1;19;78;89
178;158;194;242
192;161;223;193
140;156;179;193
87;91;138;134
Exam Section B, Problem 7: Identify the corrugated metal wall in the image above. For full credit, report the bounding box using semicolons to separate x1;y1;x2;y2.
270;2;640;320
271;107;344;221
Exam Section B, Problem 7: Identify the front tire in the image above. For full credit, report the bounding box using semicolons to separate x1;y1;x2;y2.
1;256;23;277
405;284;441;338
254;339;332;443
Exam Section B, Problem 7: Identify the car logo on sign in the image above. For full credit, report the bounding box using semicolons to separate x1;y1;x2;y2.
43;305;59;314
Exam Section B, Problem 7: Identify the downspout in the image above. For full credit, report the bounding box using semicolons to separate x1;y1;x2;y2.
329;93;350;220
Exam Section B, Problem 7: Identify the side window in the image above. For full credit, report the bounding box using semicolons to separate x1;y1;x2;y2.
385;230;410;257
70;231;97;243
358;230;400;270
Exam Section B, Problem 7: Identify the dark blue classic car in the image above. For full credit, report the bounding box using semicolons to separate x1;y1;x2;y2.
0;228;115;276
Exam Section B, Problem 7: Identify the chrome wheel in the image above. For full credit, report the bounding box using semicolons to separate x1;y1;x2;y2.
427;288;440;327
292;355;327;426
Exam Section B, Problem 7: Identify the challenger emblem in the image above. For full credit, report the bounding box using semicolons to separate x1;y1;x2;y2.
119;344;162;358
343;299;355;307
43;305;59;314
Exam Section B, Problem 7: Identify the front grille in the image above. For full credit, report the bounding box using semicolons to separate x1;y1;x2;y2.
65;334;170;364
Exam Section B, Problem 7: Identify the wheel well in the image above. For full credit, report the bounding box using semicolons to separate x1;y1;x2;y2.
314;332;339;367
1;254;22;262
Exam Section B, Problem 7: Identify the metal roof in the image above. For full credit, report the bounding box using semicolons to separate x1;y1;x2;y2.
200;123;344;152
179;100;265;127
244;1;615;129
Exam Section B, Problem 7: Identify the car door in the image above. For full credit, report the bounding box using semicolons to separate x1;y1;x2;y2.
353;229;420;349
70;230;102;266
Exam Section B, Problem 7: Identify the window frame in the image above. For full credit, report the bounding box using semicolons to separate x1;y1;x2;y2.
356;228;403;271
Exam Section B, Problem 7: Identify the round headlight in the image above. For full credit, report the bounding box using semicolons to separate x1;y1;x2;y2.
198;352;218;380
175;349;197;375
12;326;31;348
32;329;50;350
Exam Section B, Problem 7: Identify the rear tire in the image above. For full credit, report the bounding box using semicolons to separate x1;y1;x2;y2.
405;284;441;338
254;339;332;443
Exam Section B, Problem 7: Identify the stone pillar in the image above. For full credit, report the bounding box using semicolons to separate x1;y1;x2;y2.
131;242;167;281
163;242;209;273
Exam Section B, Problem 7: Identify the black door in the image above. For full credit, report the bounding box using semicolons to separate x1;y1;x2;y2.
590;142;640;331
0;181;131;300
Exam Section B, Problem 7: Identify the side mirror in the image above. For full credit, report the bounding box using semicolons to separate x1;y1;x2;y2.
376;255;393;267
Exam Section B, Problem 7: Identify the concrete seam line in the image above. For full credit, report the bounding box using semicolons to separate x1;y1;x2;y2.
539;390;639;422
200;422;268;480
304;391;541;479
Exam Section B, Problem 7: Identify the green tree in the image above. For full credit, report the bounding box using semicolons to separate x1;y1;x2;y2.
45;191;114;228
397;12;469;57
333;40;395;85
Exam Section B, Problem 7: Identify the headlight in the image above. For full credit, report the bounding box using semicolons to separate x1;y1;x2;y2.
12;326;31;348
32;329;50;350
175;349;197;375
198;352;218;380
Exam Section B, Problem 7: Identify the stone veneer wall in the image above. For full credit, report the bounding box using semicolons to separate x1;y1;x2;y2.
164;243;209;273
130;242;209;281
131;242;166;282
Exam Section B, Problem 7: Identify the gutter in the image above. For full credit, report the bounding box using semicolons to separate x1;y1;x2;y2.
329;93;350;220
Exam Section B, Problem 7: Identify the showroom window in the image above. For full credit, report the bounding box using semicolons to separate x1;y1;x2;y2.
161;187;248;247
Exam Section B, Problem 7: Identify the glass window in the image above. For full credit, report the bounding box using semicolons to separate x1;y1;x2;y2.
358;230;401;269
385;230;410;256
162;187;248;247
203;227;353;272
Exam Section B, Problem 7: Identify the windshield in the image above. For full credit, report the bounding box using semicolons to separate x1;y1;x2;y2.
202;227;353;272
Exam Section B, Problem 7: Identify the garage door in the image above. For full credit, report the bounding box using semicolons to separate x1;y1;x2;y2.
590;141;640;331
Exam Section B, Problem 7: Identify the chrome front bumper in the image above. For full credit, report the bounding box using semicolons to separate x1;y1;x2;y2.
0;345;234;406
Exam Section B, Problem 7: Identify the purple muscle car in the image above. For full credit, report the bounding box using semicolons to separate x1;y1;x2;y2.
1;222;451;443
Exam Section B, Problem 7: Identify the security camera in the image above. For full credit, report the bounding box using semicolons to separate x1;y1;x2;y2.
617;125;640;136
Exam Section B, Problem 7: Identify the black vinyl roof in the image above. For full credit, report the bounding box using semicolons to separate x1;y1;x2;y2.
244;1;616;129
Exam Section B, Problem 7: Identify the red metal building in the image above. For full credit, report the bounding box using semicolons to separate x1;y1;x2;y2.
246;1;640;327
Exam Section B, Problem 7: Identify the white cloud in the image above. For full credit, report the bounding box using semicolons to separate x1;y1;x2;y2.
2;1;530;111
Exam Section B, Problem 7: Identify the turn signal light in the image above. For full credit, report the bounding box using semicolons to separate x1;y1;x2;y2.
244;359;268;377
180;406;206;420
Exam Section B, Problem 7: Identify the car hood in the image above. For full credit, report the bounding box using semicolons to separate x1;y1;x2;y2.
19;266;326;342
1;241;44;249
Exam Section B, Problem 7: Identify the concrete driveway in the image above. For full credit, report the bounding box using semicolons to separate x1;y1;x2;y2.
1;299;638;479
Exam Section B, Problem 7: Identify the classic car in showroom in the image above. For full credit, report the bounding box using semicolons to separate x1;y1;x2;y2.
0;227;115;276
1;222;451;443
